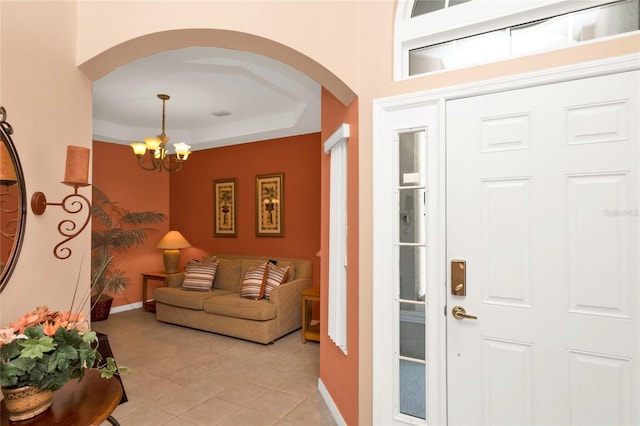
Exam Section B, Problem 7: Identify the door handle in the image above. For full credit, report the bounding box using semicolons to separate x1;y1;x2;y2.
452;306;477;320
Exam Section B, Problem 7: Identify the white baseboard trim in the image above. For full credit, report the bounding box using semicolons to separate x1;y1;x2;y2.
109;301;142;314
318;378;346;426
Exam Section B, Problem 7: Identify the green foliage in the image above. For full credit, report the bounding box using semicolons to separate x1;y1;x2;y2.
1;326;92;390
1;323;133;391
91;186;166;296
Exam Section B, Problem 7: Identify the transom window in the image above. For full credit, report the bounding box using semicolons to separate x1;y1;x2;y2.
395;0;640;79
412;0;472;18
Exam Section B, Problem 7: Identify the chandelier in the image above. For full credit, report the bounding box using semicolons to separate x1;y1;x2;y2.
130;94;191;173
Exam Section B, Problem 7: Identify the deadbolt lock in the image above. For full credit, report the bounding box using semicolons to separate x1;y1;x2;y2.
451;259;466;296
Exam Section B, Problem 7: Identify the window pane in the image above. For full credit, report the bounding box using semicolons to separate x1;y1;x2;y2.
399;130;426;187
572;0;639;42
399;188;426;244
448;0;472;6
411;0;472;18
399;359;426;419
412;0;445;17
455;29;510;67
400;302;425;360
399;245;426;301
409;41;453;74
511;15;569;55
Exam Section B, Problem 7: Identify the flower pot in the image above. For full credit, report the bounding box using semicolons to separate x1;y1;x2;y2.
91;294;113;322
1;386;54;421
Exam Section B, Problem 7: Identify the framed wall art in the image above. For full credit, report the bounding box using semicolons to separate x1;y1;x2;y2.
213;178;238;237
255;173;284;237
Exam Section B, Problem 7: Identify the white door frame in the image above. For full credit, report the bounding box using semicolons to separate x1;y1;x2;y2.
372;53;640;425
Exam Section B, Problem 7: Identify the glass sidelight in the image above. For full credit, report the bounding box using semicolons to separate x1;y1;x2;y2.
396;130;427;421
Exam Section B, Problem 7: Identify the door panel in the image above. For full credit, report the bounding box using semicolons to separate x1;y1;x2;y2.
446;71;638;425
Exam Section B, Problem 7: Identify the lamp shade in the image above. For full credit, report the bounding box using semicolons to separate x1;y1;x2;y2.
156;231;191;249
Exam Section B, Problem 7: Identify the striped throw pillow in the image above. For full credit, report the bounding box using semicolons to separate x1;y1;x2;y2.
181;260;219;291
264;263;290;300
240;263;268;300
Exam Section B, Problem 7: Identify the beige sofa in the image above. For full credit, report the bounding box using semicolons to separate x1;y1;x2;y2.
153;254;312;344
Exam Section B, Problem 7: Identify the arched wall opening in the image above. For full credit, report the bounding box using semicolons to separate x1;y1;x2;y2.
78;29;356;107
79;27;360;426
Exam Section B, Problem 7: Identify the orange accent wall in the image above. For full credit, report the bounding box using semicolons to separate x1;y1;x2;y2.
168;133;321;286
320;88;359;425
92;141;170;308
93;134;322;307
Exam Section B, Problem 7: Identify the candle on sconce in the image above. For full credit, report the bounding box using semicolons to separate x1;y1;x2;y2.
64;146;90;185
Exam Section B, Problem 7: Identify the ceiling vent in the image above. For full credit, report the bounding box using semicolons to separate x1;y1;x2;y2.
211;110;231;117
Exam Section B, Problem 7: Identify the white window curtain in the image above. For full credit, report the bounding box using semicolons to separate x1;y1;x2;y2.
324;123;349;354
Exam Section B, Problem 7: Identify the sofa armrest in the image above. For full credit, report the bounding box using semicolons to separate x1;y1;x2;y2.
268;278;312;307
269;278;312;336
166;272;185;288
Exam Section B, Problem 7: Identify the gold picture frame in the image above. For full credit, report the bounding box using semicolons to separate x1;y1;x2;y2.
213;178;238;237
255;173;284;237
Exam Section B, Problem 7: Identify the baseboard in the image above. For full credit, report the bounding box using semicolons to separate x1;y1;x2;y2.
318;378;346;426
110;302;142;314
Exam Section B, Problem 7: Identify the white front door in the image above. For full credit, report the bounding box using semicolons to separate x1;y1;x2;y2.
446;71;639;425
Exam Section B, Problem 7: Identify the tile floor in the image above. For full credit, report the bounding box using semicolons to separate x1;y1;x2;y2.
93;309;336;426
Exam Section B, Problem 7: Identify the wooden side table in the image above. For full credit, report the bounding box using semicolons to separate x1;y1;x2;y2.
141;271;182;312
301;287;320;344
1;369;123;426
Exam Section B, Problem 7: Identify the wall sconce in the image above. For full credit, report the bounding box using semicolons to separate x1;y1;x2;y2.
31;146;91;260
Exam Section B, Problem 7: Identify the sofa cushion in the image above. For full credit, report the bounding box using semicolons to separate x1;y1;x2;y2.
212;258;242;292
154;287;234;310
264;263;289;300
181;259;219;291
203;293;277;321
240;262;268;299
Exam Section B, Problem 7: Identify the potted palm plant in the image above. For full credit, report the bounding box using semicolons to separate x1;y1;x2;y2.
91;186;166;321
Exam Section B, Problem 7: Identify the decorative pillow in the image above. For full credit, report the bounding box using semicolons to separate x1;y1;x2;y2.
240;263;268;300
181;260;219;291
264;263;290;300
202;256;217;266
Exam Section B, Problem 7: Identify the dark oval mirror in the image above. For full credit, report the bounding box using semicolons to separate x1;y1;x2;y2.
0;106;26;292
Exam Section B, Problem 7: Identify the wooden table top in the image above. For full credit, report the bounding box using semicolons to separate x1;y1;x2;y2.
1;369;122;426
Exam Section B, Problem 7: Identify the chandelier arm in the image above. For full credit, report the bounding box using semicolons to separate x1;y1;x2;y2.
162;156;184;173
136;152;163;171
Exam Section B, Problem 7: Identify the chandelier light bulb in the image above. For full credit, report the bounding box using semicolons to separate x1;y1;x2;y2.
173;142;191;160
130;142;147;157
144;137;161;152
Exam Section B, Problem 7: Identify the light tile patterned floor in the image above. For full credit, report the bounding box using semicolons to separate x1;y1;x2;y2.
94;309;336;426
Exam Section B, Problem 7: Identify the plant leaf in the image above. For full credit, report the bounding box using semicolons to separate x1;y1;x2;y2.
19;336;55;359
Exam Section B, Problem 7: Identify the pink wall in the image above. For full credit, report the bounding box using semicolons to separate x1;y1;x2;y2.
168;133;322;286
320;88;360;425
92;141;170;308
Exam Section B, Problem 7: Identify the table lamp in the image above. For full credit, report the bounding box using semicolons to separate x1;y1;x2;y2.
156;230;191;273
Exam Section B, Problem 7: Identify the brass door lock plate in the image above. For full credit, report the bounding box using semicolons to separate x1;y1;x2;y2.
451;259;466;296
